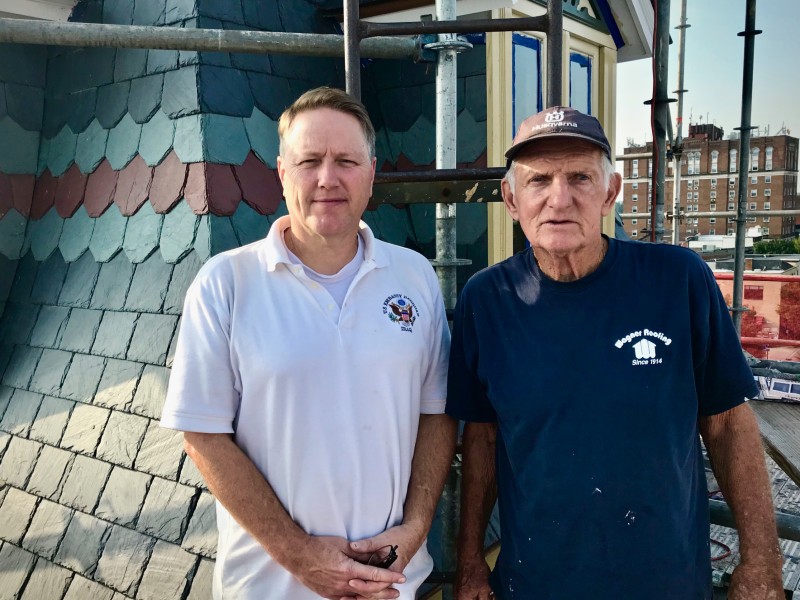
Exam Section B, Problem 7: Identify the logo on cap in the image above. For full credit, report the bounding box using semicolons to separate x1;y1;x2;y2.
544;109;565;124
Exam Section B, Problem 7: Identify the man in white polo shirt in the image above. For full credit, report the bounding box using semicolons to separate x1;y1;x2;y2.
161;87;456;600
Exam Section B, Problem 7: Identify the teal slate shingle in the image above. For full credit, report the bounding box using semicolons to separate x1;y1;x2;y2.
46;125;78;177
163;251;202;315
247;72;295;121
400;115;435;166
165;0;198;24
208;216;239;256
29;348;72;396
89;206;128;263
173;114;204;163
0;83;6;119
193;215;211;260
243;109;279;168
96;81;131;129
0;388;42;436
147;49;179;75
127;313;179;365
29;305;70;348
203;114;250;165
94;358;144;411
92;311;138;359
0;210;28;259
0;303;38;352
59;206;95;263
29;209;65;262
114;48;149;82
133;0;166;25
8;253;37;304
0;255;14;303
75;119;109;173
60;353;106;403
465;74;487;122
75;48;118;93
378;87;421;132
102;0;134;25
199;0;244;24
5;83;44;132
160;201;199;264
193;18;232;69
0;118;40;175
162;66;200;119
30;252;68;305
227;24;272;74
123;202;164;264
199;65;253;117
124;252;174;313
1;345;42;389
128;74;164;124
106;114;143;171
68;88;99;135
139;111;175;167
59;308;103;354
59;250;101;308
457;109;486;164
0;43;46;87
91;251;134;311
230;202;269;247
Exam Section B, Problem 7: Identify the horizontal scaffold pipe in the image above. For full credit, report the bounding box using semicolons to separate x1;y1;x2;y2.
709;499;800;543
360;15;548;38
0;18;421;60
618;210;800;219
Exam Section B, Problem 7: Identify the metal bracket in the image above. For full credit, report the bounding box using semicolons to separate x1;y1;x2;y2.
424;33;473;53
430;258;473;267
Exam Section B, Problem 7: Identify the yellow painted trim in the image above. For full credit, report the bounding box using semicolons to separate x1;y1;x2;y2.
599;45;618;237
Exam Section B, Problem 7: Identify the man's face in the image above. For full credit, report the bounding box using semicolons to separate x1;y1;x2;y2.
277;107;376;242
501;138;621;257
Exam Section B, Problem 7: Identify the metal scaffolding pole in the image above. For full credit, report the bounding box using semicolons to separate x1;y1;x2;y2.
546;0;563;107
649;0;672;242
344;0;362;98
671;0;689;245
732;0;761;333
0;17;424;60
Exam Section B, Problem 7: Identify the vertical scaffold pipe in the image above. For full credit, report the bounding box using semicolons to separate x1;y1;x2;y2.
650;0;671;243
732;0;761;333
546;0;563;107
344;0;361;99
671;0;689;245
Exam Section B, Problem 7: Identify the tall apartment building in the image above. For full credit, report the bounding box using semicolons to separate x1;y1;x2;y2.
619;125;799;241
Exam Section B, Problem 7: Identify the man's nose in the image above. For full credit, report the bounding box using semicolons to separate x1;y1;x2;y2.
547;175;572;207
317;159;340;188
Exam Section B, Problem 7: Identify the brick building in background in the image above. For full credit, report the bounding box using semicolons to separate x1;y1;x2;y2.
619;124;799;241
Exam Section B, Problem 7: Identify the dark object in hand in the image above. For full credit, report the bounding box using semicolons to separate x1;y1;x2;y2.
367;545;398;569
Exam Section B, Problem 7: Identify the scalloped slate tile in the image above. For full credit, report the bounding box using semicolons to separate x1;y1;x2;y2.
122;202;163;263
465;74;487;122
114;155;153;216
58;206;95;263
31;251;68;304
91;251;133;309
183;163;208;213
75;119;109;174
193;216;211;260
378;86;421;132
29;305;70;348
0;174;12;219
173;114;204;163
203;114;250;165
103;0;134;24
150;151;187;213
227;24;272;73
243;108;279;168
125;252;174;312
66;88;99;134
129;73;164;124
199;0;244;23
0;82;6;119
163;250;202;313
401;115;435;166
59;249;101;307
193;17;232;69
165;0;198;24
96;81;131;129
36;136;51;175
0;117;40;174
247;72;295;121
139;110;176;167
235;152;281;215
0;39;46;87
198;65;253;117
208;216;239;255
54;163;89;218
10;174;35;217
456;109;486;164
133;0;166;25
231;202;269;246
30;208;64;261
162;66;200;119
189;163;241;215
31;169;57;220
46;125;78;177
5;82;44;131
114;48;149;82
89;206;128;262
147;49;179;74
106;114;143;170
84;159;118;218
160;200;198;263
0;210;28;259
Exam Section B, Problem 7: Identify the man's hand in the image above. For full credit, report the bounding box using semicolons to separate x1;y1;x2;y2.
455;552;493;600
289;535;406;600
728;559;785;600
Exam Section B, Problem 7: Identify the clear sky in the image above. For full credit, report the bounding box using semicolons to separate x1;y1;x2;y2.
615;0;800;153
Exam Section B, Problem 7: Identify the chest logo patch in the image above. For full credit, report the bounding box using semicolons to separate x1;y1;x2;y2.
383;294;418;332
614;329;672;366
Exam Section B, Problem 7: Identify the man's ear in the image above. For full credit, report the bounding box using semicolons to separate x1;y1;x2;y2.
501;178;519;221
601;171;622;216
277;155;285;185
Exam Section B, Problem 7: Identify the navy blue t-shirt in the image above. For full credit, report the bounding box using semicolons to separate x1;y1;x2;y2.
446;237;758;600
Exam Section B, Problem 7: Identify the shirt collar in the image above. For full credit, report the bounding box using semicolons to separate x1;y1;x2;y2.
262;215;389;271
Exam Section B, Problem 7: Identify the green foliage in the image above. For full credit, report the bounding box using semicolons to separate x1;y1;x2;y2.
753;238;800;254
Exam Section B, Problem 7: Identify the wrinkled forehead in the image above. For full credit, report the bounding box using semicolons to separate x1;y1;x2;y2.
514;138;606;168
283;108;370;154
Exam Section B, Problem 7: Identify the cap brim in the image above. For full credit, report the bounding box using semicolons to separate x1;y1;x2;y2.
505;132;611;162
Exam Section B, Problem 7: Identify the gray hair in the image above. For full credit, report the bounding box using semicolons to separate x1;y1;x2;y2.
504;152;616;191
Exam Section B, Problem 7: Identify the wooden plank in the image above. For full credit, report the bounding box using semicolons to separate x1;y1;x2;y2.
750;400;800;487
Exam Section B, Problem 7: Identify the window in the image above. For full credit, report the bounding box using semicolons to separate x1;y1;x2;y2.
750;189;757;197
632;194;638;202
711;150;719;173
632;182;638;189
751;176;757;185
648;160;652;178
763;217;770;223
751;147;760;171
730;178;736;187
631;230;638;237
764;202;771;210
710;191;717;199
512;34;543;133
728;229;734;235
569;52;592;115
711;178;717;188
693;218;699;224
631;219;638;225
710;203;716;211
765;175;771;183
750;202;757;210
745;285;764;300
632;159;639;178
710;217;716;224
729;190;736;199
765;189;771;197
728;203;735;210
730;149;738;172
687;191;693;200
693;192;699;200
632;206;638;213
765;146;773;170
709;228;715;235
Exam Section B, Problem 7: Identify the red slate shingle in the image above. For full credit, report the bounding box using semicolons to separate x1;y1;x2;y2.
54;164;89;218
84;160;119;218
149;151;187;214
30;169;57;220
114;155;153;216
235;151;281;216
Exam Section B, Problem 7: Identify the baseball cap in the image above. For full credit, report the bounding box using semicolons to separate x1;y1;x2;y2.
505;106;611;165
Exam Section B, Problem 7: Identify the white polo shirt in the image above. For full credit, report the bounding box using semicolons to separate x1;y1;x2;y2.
161;216;450;600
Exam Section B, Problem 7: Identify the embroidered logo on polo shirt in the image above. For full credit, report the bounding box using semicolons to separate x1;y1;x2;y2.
614;328;672;366
383;294;418;332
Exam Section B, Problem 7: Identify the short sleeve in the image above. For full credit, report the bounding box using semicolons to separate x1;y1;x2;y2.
693;260;758;416
419;264;451;414
445;283;497;423
160;260;241;433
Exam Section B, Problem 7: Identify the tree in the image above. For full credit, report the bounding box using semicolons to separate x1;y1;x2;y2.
778;282;800;342
753;238;798;254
